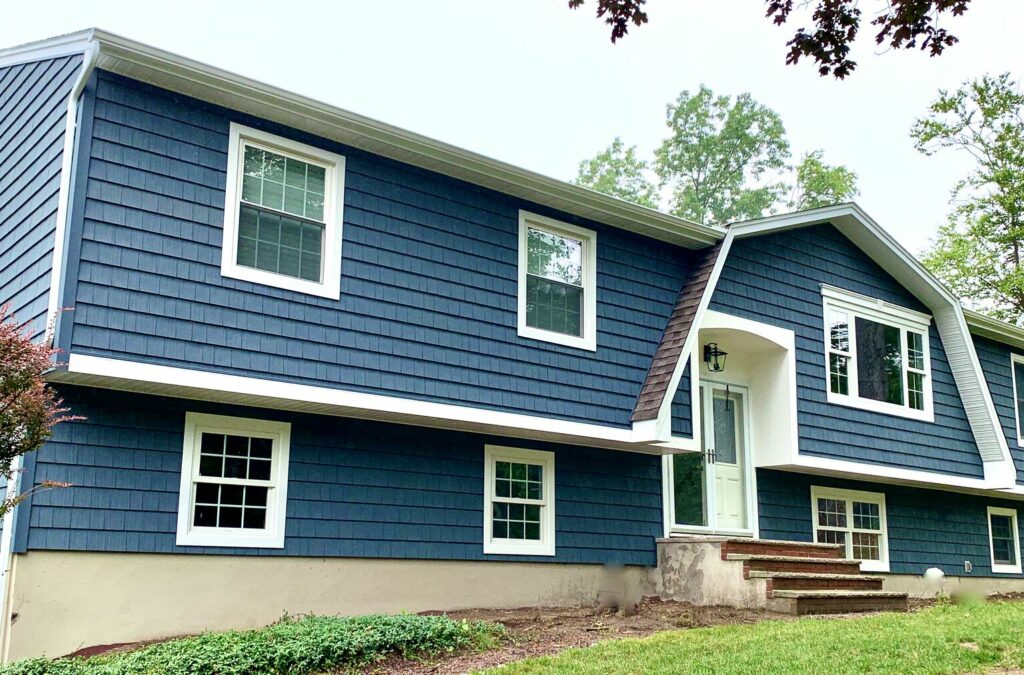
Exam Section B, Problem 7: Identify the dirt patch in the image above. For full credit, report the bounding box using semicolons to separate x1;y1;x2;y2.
367;598;783;674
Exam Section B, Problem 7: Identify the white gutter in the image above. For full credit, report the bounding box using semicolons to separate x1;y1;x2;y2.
0;38;99;663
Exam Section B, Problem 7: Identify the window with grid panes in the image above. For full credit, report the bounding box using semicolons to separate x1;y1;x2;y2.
484;446;555;555
811;487;888;571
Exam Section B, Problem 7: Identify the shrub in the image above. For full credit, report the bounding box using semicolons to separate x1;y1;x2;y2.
0;614;502;675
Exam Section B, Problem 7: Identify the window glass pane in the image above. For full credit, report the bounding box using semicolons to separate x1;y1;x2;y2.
853;501;880;531
1014;362;1024;429
855;317;904;405
240;146;326;221
526;228;582;286
852;532;881;561
236;205;324;283
817;498;847;528
525;275;583;337
907;332;925;370
219;507;243;528
816;529;846;547
907;371;925;411
672;452;707;527
193;505;217;527
830;354;849;395
829;311;849;351
991;514;1017;565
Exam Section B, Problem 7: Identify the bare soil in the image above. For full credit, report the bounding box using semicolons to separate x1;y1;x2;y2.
366;598;784;674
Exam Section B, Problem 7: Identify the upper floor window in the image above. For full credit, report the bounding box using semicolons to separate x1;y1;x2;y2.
220;123;345;299
1010;354;1024;445
176;412;290;548
822;285;933;422
517;211;597;351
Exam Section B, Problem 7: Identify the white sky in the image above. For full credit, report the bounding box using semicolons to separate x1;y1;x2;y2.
4;1;1021;254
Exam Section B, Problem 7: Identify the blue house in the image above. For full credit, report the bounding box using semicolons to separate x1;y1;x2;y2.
3;29;1024;659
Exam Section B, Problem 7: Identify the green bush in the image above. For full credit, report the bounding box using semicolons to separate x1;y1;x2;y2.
1;614;502;675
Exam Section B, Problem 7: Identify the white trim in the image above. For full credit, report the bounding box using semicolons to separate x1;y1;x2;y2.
516;211;597;351
46;39;100;341
987;506;1022;574
220;123;345;299
2;29;723;250
483;445;555;556
779;454;1005;492
0;31;92;69
54;353;678;454
810;485;889;573
175;412;290;548
1011;353;1024;446
821;285;935;423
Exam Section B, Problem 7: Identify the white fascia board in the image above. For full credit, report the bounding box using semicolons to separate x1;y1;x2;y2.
53;354;686;455
0;30;94;68
61;29;724;250
966;309;1024;352
731;203;1017;485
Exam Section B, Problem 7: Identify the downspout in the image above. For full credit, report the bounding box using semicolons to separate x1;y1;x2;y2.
0;38;100;663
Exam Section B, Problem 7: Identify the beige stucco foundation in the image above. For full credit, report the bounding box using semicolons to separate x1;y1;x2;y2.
4;551;650;661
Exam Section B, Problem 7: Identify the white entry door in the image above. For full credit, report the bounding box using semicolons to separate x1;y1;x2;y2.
670;383;752;534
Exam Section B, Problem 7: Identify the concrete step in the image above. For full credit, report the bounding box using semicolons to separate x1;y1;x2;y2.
768;590;909;615
721;538;845;560
747;571;885;593
726;553;863;576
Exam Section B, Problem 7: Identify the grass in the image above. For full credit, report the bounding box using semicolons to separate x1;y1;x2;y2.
0;613;503;675
488;600;1024;674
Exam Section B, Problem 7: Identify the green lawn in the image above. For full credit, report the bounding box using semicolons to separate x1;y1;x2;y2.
488;601;1024;674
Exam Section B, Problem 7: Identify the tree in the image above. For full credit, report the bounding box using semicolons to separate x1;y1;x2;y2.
568;0;972;79
655;86;790;225
0;306;77;518
789;150;859;210
912;74;1024;322
574;137;658;209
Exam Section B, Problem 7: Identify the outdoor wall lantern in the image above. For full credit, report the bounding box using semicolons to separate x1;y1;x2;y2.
703;342;728;373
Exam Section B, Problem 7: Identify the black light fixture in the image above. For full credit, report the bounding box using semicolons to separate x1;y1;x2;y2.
703;342;728;373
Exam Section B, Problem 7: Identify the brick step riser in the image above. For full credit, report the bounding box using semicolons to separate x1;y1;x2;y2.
744;561;862;576
722;543;841;560
786;597;909;615
767;578;884;593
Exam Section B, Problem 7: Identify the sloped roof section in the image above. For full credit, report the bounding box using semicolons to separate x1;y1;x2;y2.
632;240;725;422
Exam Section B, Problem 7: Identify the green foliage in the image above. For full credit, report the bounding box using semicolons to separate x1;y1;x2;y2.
1;614;502;675
912;73;1024;323
491;600;1024;674
656;86;790;225
789;149;859;210
574;138;658;209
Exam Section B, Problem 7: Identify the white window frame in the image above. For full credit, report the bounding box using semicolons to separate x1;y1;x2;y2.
987;506;1022;574
176;412;291;548
483;445;556;556
810;486;889;572
220;122;346;299
821;285;934;422
517;211;597;351
1010;353;1024;445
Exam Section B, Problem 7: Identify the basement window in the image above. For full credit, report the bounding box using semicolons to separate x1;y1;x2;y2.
220;123;345;299
811;486;889;572
517;211;597;351
483;445;555;556
822;285;933;422
987;506;1021;574
176;412;290;548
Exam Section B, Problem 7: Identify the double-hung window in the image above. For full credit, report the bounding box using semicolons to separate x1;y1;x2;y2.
483;445;555;556
517;211;597;351
811;486;889;572
221;123;345;299
822;285;933;421
176;412;290;548
1010;354;1024;445
987;506;1022;574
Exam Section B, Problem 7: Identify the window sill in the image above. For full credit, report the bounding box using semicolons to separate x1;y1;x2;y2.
517;325;596;352
221;264;339;300
177;529;285;549
991;563;1022;575
826;392;934;423
484;539;556;556
859;561;890;573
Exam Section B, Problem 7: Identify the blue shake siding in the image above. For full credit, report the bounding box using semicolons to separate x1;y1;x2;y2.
710;225;984;478
0;55;82;339
758;469;1024;578
972;335;1024;484
24;385;663;565
62;70;695;429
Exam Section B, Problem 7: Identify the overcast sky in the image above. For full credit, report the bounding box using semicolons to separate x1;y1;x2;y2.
4;1;1021;254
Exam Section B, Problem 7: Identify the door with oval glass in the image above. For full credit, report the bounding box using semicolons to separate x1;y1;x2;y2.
670;383;753;534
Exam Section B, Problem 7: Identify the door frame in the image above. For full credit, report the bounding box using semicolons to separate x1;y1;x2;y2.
663;380;758;538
